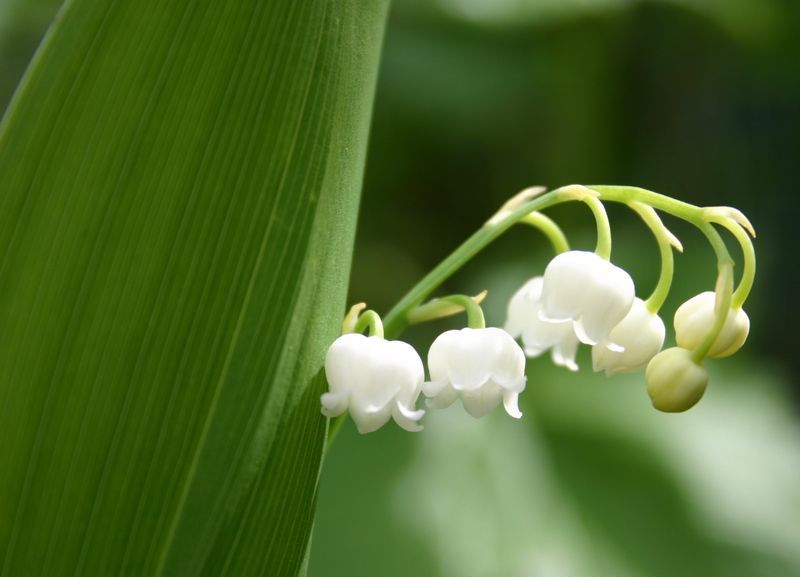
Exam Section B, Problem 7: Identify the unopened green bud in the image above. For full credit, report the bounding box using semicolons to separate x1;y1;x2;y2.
645;347;708;412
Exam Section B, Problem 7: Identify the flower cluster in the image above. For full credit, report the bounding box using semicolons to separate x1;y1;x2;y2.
321;185;756;433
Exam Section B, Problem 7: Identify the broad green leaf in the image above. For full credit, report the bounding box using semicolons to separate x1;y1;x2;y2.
0;0;389;575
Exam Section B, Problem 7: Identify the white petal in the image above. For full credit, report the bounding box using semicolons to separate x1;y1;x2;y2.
550;333;580;371
425;385;459;410
502;389;523;419
505;277;544;338
591;298;665;375
523;345;547;357
320;392;348;417
483;328;526;387
356;338;422;410
381;338;425;385
541;251;605;321
429;329;491;390
537;308;570;323
572;317;599;346
421;380;447;397
574;260;635;345
497;376;526;393
428;330;476;387
392;402;425;432
525;312;569;337
349;402;393;434
461;383;503;418
523;316;570;349
507;276;580;361
324;333;368;396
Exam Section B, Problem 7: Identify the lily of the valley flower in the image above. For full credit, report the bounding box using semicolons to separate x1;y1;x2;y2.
423;327;526;419
505;276;580;371
645;347;708;412
674;291;750;358
322;333;425;433
592;297;665;375
540;250;635;351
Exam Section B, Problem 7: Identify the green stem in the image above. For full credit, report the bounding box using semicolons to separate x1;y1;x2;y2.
406;291;486;326
383;184;741;350
629;202;675;313
583;196;612;260
520;212;570;254
707;216;755;309
352;310;384;338
382;187;570;338
691;222;734;362
326;414;347;446
588;185;706;224
439;295;486;328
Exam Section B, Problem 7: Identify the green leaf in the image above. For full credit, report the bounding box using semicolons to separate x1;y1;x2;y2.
0;0;388;575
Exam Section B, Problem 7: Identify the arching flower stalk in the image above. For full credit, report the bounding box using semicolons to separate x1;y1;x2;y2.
322;184;758;437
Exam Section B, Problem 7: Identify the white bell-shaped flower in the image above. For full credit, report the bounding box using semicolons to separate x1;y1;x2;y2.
505;276;580;371
423;327;527;419
592;297;665;376
322;333;425;434
674;291;750;358
540;250;635;351
645;347;708;412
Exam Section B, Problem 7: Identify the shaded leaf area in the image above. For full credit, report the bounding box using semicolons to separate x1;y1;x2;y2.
539;423;718;575
0;0;62;111
0;0;387;575
309;421;440;577
537;421;796;577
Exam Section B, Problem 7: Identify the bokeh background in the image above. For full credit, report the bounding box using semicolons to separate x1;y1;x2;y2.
2;1;798;576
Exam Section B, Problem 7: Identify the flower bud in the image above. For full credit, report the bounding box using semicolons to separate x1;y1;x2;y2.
645;347;708;412
674;292;750;358
592;298;665;376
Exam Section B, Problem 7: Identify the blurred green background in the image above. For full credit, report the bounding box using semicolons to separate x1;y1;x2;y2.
2;1;798;576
